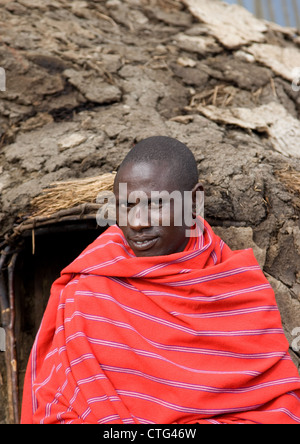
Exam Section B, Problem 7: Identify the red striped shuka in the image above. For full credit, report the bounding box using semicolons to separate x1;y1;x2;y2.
21;220;300;424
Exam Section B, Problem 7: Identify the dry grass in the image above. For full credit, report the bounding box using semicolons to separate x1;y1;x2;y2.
276;168;300;194
31;172;116;217
276;167;300;210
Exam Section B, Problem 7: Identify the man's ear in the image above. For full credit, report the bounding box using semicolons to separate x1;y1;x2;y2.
191;183;204;218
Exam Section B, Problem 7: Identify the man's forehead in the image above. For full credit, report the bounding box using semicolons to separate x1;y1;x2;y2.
115;160;178;192
118;160;163;176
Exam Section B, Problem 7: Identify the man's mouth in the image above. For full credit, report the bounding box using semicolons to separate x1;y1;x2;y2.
129;237;159;252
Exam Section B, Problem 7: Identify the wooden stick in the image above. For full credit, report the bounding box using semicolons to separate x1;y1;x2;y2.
7;252;19;424
0;248;10;321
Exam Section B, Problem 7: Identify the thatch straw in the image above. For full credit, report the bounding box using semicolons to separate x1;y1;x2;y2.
276;167;300;209
31;172;116;218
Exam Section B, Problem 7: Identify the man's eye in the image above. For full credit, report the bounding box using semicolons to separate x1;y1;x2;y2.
119;202;130;210
151;200;162;209
120;202;137;210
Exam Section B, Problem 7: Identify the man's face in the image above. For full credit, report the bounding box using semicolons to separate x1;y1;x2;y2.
114;161;193;257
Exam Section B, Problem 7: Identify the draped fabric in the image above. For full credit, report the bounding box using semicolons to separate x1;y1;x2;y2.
21;220;300;424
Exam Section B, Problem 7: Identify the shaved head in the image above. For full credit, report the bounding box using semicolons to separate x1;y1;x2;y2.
117;136;199;191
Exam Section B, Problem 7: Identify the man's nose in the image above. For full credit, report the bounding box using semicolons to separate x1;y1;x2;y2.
127;204;151;230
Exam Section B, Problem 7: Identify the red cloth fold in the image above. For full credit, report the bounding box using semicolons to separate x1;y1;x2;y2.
21;221;300;424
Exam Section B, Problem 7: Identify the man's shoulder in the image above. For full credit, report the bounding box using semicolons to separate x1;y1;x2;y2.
61;225;125;275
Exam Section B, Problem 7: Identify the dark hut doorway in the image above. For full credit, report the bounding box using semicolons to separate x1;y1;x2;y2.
4;220;105;423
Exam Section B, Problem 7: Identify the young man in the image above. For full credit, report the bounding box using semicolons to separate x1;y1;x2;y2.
21;136;300;424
